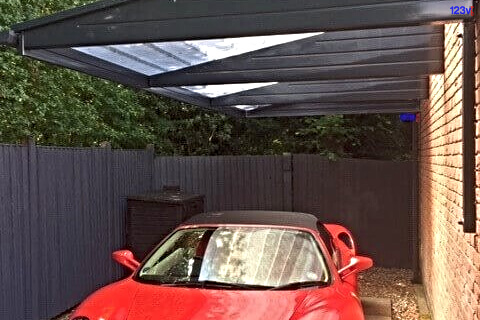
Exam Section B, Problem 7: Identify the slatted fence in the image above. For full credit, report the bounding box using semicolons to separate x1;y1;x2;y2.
0;144;414;320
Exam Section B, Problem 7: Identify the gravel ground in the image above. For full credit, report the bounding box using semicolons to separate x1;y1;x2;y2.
358;267;423;320
52;310;71;320
54;268;424;320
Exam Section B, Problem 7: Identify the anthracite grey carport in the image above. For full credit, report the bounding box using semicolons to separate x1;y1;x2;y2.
0;0;477;234
0;0;473;117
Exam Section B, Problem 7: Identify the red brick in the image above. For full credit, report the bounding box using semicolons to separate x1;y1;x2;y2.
420;22;480;320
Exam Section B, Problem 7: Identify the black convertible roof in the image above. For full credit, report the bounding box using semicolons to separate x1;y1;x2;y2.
183;210;319;230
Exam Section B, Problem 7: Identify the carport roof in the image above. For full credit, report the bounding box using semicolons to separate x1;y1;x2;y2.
0;0;474;117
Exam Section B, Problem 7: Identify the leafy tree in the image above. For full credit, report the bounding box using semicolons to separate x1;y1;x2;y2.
293;114;412;160
0;0;412;160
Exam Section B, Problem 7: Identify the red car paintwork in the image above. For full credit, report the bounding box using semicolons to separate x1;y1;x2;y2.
71;222;372;320
324;224;358;291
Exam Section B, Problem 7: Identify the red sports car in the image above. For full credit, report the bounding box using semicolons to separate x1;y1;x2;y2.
70;211;373;320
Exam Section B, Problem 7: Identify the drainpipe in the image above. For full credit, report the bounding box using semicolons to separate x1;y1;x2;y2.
461;20;477;233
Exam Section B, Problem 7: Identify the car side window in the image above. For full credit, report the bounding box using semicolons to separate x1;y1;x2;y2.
316;222;342;268
316;222;334;256
140;229;207;278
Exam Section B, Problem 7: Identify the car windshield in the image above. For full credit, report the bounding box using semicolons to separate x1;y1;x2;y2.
137;226;330;289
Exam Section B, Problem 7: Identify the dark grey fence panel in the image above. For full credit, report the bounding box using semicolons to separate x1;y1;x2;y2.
0;145;30;320
292;154;413;268
111;149;154;261
33;147;112;318
0;144;152;320
154;155;288;212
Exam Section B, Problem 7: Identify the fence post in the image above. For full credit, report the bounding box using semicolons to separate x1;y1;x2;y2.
26;137;39;318
282;153;293;211
99;142;116;280
146;144;155;191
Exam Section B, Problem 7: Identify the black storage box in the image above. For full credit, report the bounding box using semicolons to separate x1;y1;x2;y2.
126;186;204;260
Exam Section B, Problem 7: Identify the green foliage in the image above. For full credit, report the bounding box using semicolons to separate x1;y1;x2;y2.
293;114;412;160
0;0;412;159
0;0;157;148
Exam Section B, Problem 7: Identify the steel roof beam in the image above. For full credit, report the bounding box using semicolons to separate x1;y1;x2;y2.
150;26;444;86
212;78;428;106
146;87;250;118
214;90;426;106
145;87;212;110
10;0;472;49
152;61;442;87
26;48;149;88
245;102;420;118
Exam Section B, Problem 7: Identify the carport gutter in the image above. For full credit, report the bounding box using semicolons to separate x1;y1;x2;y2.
0;30;18;47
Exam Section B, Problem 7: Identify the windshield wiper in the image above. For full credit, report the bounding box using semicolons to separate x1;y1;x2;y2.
161;279;269;290
268;280;329;290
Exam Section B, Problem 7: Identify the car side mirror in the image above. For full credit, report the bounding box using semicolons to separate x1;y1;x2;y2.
338;255;373;280
112;250;140;272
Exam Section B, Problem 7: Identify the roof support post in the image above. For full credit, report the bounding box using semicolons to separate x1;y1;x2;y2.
462;20;477;233
411;120;421;282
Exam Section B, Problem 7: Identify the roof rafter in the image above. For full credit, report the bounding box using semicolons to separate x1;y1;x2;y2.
245;101;420;118
211;77;429;106
150;26;444;86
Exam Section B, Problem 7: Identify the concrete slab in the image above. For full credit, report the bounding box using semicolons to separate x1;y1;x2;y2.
365;316;392;320
414;284;432;319
361;297;392;317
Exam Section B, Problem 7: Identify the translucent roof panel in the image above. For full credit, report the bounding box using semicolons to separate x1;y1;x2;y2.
73;33;321;76
181;83;277;98
233;105;270;111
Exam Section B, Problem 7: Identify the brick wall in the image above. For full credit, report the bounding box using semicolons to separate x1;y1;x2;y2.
419;22;480;320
